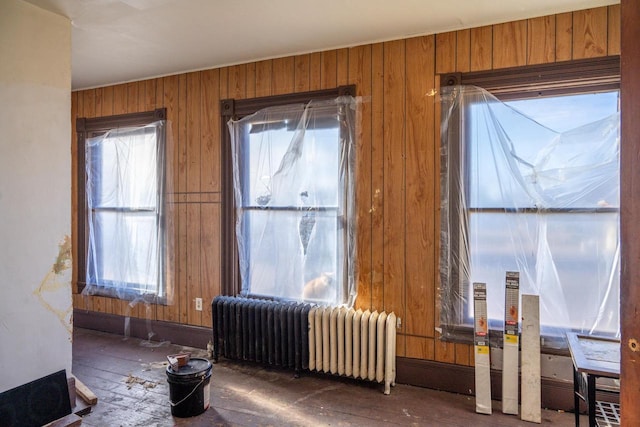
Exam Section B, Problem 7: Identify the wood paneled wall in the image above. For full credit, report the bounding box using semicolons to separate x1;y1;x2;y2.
72;5;620;366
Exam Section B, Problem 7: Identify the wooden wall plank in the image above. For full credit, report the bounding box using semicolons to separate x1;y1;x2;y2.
555;12;573;61
161;75;181;323
309;52;322;91
608;4;621;55
406;336;435;360
320;50;337;89
144;79;156;111
405;35;435;338
370;42;384;313
177;203;188;324
201;69;220;193
456;29;471;73
186;72;201;194
349;44;373;310
435;31;456;74
200;203;221;328
294;54;311;93
113;84;128;114
572;7;607;59
271;56;295;95
229;64;246;100
470;26;493;71
94;88;103;118
435;339;456;364
102;86;114;116
528;15;556;65
126;82;139;113
493;20;527;69
245;62;256;98
455;343;471;366
382;40;406;352
177;74;188;194
337;48;349;86
186;204;202;325
137;81;146;113
255;60;272;97
83;89;96;118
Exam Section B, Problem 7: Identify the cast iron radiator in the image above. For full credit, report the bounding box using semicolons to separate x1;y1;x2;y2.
211;296;397;394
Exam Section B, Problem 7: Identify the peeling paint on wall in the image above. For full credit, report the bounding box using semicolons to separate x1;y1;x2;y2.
33;235;73;334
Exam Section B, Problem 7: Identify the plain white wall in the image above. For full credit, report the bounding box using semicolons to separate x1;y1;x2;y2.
0;0;72;392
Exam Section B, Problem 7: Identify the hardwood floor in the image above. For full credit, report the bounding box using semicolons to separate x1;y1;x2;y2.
72;327;583;426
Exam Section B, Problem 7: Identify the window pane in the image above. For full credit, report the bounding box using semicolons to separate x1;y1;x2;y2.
245;126;340;208
243;209;341;303
88;127;158;208
88;211;159;293
468;212;619;334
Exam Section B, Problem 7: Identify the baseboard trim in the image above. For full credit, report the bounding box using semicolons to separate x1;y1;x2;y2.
73;309;212;349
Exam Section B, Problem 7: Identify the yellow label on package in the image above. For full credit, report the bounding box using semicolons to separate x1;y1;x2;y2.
504;334;519;344
476;345;490;354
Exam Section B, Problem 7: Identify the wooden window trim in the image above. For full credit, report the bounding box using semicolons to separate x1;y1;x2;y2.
220;85;356;297
76;108;166;295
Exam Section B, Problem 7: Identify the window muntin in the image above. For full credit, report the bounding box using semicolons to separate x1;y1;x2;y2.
440;86;620;347
229;99;356;305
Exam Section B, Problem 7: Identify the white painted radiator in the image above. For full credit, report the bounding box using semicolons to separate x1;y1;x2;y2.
308;307;397;394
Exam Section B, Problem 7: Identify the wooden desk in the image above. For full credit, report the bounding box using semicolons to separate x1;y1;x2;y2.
566;333;620;427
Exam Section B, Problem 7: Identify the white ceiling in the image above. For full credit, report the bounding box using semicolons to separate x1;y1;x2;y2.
25;0;618;90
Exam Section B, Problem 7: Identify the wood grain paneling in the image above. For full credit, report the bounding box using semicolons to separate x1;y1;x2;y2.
405;35;435;338
493;20;527;69
406;336;435;360
370;42;385;313
456;29;471;73
556;12;573;61
310;52;322;91
572;7;607;59
528;15;556;65
321;50;337;89
201;69;220;193
255;60;272;97
608;4;620;55
294;54;311;93
382;39;406;351
271;56;294;95
471;26;493;71
70;7;619;371
435;31;456;74
349;44;373;310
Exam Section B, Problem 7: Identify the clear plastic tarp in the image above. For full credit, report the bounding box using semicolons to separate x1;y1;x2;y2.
83;120;173;305
228;97;357;306
439;85;620;349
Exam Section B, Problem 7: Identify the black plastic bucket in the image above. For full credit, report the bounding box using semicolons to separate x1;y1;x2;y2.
166;357;212;417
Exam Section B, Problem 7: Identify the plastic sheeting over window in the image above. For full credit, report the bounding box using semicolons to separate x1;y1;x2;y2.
83;121;172;304
228;97;357;306
439;85;620;348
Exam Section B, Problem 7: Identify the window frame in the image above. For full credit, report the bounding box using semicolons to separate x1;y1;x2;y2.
439;57;620;351
76;108;167;298
220;85;356;299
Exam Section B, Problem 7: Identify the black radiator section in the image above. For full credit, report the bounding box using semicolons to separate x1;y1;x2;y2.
211;296;313;374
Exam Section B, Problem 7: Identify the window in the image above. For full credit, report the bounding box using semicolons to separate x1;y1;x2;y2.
222;87;357;305
77;109;171;302
439;58;620;349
